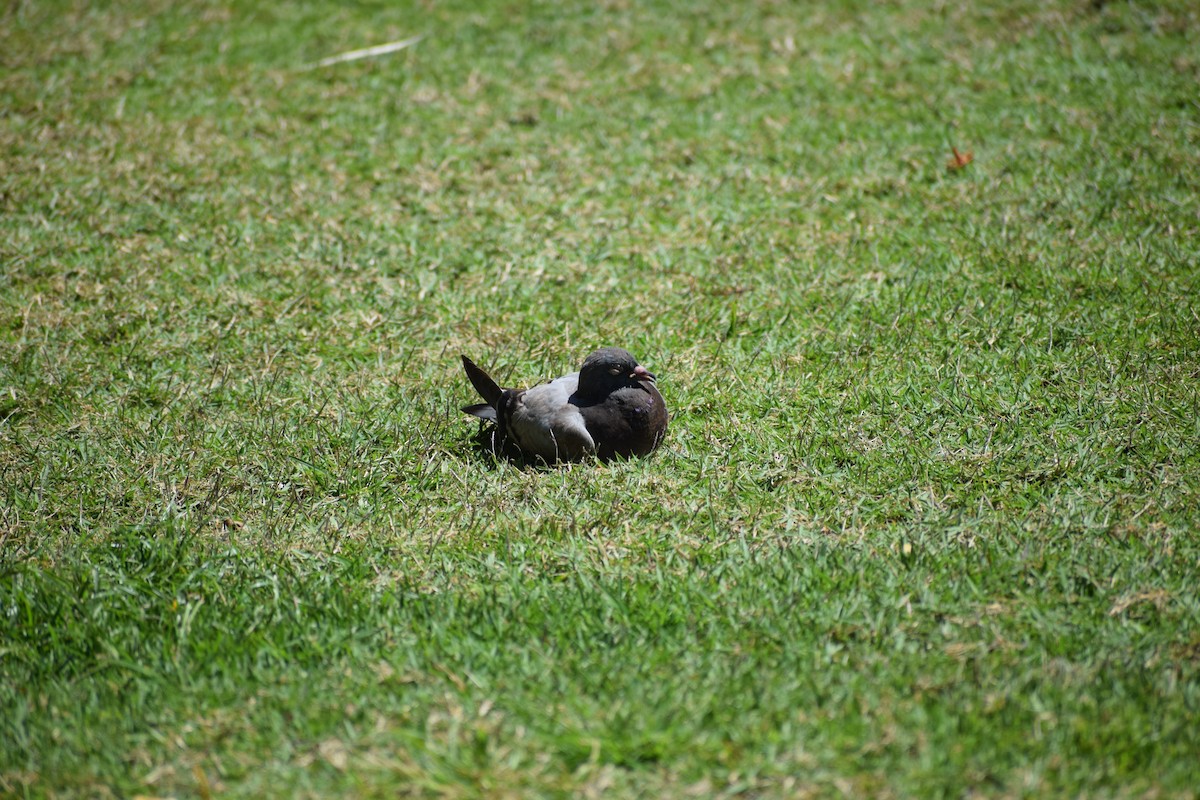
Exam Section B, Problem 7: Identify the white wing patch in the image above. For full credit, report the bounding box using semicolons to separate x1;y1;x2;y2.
506;372;595;461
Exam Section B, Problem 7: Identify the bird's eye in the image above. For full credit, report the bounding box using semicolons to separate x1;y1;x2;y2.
608;366;621;375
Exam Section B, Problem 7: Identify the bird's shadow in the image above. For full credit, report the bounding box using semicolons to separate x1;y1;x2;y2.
458;424;655;470
459;421;560;470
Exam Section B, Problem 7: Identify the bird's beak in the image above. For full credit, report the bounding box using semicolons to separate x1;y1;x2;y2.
630;365;656;382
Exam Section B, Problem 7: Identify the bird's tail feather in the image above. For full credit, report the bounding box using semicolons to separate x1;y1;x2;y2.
462;402;497;421
461;355;504;406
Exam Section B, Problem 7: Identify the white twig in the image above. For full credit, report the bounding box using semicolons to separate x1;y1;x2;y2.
305;35;424;70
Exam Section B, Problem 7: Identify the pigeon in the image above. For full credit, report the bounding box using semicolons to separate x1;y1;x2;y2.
461;347;668;462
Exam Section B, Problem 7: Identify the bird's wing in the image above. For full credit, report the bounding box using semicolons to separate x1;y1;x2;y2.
505;372;595;461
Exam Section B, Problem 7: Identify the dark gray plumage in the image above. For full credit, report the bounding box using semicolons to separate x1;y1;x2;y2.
461;347;668;462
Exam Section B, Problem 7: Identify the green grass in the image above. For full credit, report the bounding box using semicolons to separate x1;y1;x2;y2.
2;0;1199;796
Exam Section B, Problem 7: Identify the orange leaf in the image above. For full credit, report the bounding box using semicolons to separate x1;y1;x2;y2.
947;146;974;171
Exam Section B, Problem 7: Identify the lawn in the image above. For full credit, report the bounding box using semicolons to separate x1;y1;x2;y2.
2;0;1199;796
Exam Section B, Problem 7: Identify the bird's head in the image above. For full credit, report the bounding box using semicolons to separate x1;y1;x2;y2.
578;347;656;396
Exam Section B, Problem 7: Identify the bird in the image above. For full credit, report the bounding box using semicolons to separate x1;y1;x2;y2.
460;347;668;462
